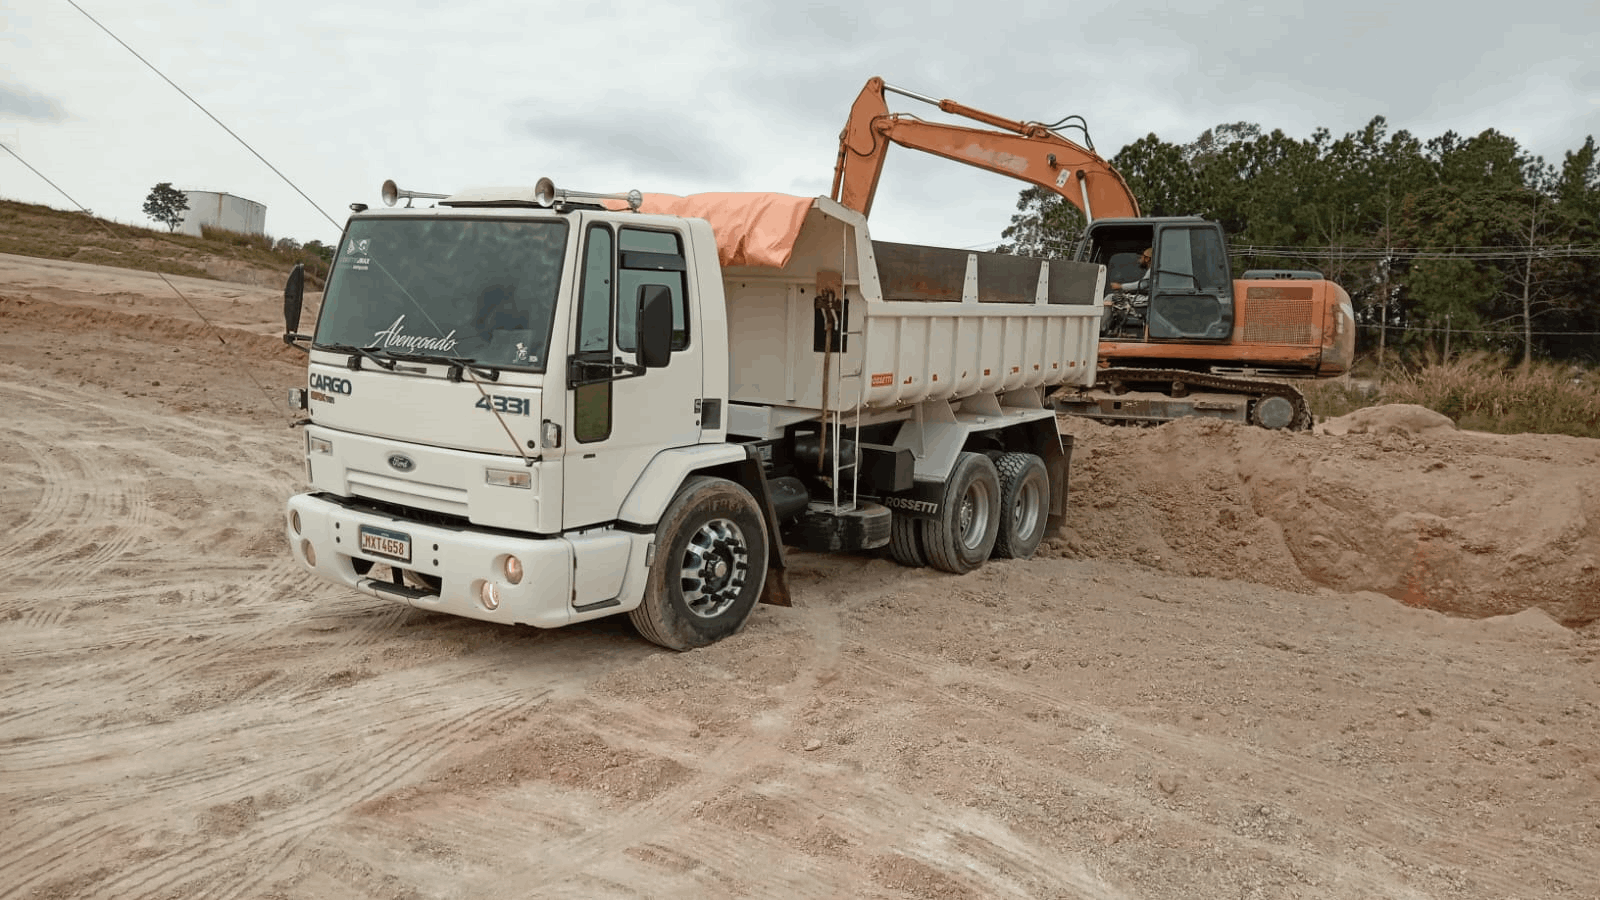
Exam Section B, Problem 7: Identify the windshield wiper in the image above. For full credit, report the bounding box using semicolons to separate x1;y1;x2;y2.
385;348;501;382
318;343;397;371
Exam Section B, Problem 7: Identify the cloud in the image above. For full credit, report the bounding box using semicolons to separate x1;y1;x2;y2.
511;104;746;186
0;82;65;122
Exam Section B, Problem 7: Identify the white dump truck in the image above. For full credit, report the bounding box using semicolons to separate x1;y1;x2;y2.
282;179;1105;649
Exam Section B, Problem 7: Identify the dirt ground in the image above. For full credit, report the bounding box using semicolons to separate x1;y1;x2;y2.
2;251;1598;900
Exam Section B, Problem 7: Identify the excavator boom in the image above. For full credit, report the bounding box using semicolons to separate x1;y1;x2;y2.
832;76;1140;221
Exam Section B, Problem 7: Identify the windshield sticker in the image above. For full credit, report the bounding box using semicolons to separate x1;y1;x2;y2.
345;237;372;271
371;315;459;354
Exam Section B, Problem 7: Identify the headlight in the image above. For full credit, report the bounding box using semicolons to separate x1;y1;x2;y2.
308;436;332;454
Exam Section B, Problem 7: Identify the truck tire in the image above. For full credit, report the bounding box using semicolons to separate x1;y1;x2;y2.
991;452;1049;560
630;476;768;651
920;452;1000;574
888;512;927;567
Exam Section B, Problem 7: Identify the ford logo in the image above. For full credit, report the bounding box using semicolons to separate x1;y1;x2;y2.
387;453;415;473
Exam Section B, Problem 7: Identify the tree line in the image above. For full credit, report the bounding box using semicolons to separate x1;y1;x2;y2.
1000;118;1600;366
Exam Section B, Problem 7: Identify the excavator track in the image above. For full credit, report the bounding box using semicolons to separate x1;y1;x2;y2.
1054;367;1314;431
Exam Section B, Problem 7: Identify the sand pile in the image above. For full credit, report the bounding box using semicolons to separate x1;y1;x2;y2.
1054;409;1600;626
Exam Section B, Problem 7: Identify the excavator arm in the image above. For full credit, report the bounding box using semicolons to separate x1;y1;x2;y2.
831;76;1140;221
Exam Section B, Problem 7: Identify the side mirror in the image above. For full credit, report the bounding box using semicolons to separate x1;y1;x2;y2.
636;284;673;369
282;263;307;346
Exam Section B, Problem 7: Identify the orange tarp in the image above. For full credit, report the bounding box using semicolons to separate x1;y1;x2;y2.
604;192;815;269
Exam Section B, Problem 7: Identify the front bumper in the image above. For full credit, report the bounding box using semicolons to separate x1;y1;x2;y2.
285;492;580;628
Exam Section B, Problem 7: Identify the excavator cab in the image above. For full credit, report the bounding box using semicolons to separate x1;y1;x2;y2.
1079;217;1235;343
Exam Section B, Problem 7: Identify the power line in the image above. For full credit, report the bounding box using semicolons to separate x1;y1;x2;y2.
0;143;91;212
1354;323;1600;337
1022;235;1600;262
1;125;293;423
65;0;341;234
1231;245;1600;261
1009;231;1600;262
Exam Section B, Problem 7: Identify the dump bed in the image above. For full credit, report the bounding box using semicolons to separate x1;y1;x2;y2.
714;197;1104;415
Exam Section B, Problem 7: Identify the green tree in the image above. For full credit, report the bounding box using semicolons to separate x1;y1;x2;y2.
995;116;1600;366
142;182;189;232
302;239;335;263
996;186;1081;257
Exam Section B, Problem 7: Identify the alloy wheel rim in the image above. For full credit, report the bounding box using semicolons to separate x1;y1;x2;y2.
679;518;749;618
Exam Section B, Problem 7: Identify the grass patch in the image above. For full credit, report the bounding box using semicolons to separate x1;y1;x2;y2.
0;198;329;288
1305;353;1600;438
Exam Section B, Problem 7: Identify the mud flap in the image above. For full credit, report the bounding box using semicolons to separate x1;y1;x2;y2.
737;448;793;607
760;565;793;607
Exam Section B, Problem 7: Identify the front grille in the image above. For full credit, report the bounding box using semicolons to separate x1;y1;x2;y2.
347;468;469;517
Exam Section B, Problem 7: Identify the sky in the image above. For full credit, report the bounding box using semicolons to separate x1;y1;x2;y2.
2;0;1597;255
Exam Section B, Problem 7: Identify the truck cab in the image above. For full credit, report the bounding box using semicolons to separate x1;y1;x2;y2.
285;187;742;635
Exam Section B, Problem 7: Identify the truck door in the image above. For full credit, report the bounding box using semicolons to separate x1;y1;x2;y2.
562;222;703;529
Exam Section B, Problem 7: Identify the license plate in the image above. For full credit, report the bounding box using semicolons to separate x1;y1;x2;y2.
358;525;411;562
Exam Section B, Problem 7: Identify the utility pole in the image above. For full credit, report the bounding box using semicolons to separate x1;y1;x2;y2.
1520;195;1539;368
1377;230;1390;374
1375;202;1393;378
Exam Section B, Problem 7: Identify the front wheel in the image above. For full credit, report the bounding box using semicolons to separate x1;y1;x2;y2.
630;476;768;651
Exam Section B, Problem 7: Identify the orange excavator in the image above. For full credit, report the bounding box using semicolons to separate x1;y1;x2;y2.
832;76;1356;430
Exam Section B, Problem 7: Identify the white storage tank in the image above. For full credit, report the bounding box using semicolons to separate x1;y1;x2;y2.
177;190;267;238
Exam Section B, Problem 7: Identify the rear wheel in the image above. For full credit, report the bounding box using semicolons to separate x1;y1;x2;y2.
630;476;768;651
888;512;927;567
991;452;1049;560
920;452;1000;574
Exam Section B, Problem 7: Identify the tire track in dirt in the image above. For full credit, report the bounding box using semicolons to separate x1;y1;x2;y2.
1;690;535;900
858;641;1583;899
121;693;533;900
807;556;1599;895
807;569;1427;896
0;437;77;587
992;569;1600;896
0;381;196;608
416;608;851;898
0;442;67;555
811;781;1133;900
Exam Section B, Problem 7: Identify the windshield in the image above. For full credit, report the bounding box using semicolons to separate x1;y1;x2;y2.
314;217;568;371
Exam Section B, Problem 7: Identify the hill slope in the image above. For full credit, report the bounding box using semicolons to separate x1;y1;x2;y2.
0;197;327;289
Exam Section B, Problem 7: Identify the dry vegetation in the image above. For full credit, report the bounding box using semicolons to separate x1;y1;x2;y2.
1304;353;1600;438
0;197;327;289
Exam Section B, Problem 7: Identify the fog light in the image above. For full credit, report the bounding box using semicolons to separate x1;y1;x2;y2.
300;539;317;567
503;555;523;585
479;580;500;610
290;510;301;535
